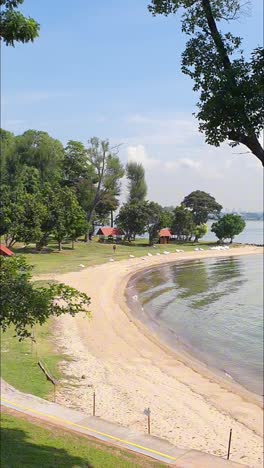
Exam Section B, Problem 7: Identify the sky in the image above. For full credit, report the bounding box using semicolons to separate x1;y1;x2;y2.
2;0;263;211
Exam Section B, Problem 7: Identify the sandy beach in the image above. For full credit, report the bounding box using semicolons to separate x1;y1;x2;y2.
51;246;263;467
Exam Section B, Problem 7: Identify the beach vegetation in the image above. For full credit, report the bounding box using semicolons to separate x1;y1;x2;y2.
148;0;264;164
0;0;40;46
0;255;91;339
211;213;246;243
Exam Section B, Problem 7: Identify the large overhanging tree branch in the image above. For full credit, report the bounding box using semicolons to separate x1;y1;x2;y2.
149;0;264;165
0;256;91;340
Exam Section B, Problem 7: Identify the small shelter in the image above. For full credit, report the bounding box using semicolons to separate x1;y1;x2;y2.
159;228;172;244
0;244;13;256
96;227;124;242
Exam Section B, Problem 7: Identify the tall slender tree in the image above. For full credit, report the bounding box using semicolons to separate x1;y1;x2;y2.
85;137;124;238
126;162;147;203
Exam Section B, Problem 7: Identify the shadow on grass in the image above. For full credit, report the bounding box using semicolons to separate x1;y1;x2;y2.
1;426;93;468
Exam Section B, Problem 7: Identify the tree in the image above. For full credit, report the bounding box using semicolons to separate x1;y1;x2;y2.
182;190;222;225
63;140;91;183
171;205;195;241
62;188;87;249
126;162;147;203
0;185;45;247
149;1;264;165
84;137;124;237
0;0;40;46
193;223;208;242
0;129;15;184
0;255;90;340
147;202;164;245
13;130;65;185
116;201;150;241
211;213;245;243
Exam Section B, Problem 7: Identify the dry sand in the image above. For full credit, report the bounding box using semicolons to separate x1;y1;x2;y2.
51;246;263;467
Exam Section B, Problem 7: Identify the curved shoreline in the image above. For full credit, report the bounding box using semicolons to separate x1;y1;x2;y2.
125;257;263;403
53;246;263;467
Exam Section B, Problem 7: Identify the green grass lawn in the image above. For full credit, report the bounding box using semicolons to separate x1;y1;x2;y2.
12;237;218;275
1;411;165;467
1;320;66;399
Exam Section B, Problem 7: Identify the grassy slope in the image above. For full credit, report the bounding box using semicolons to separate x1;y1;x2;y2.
1;411;165;468
1;320;66;399
13;237;217;275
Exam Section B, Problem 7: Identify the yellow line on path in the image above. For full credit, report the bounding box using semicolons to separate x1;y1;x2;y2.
1;397;177;462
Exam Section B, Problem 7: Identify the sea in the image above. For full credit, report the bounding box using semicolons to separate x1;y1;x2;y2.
128;221;263;396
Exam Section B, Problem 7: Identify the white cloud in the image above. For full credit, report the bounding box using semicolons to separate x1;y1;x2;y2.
120;113;263;211
165;158;200;170
127;144;160;168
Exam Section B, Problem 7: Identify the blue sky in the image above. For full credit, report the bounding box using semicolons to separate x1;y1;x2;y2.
2;0;263;210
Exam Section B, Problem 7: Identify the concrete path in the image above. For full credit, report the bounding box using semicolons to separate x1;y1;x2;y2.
1;380;249;467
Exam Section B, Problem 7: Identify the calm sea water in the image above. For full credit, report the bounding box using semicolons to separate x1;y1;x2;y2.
130;254;263;395
205;219;263;244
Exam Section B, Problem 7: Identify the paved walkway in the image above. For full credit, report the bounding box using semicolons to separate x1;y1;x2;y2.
1;380;249;467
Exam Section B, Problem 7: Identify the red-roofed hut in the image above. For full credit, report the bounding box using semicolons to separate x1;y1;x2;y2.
0;244;14;256
159;228;172;244
96;227;124;242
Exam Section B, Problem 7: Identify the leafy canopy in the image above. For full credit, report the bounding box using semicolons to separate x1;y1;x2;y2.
211;213;245;242
182;190;222;224
149;0;264;164
0;256;91;339
0;0;40;46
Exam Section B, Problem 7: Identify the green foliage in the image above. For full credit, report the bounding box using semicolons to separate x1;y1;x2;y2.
0;256;91;339
0;129;123;247
85;137;124;228
63;140;91;182
126;162;147;203
0;0;39;46
171;205;195;241
116;201;150;241
0;185;45;247
182;190;222;225
147;202;166;245
211;214;245;242
193;223;208;241
14;130;65;184
148;0;264;164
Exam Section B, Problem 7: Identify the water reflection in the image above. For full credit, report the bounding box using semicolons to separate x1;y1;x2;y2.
131;255;263;395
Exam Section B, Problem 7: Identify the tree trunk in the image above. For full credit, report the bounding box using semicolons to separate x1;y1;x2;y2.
202;0;264;165
110;210;114;228
58;240;62;251
72;239;75;249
